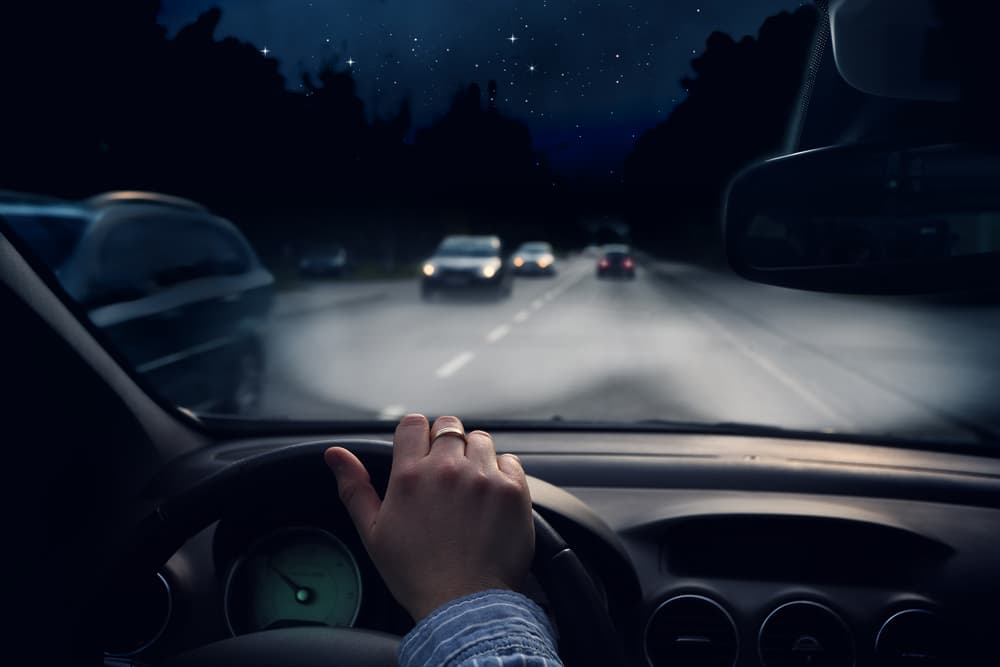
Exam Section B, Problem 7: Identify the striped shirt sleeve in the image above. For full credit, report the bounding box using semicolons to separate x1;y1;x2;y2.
398;589;564;667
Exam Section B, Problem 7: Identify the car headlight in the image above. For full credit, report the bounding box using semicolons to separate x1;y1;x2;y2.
481;264;497;279
537;254;554;268
513;256;525;267
423;263;436;277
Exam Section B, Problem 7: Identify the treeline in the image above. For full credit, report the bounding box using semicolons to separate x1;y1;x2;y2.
625;5;820;258
0;1;569;259
1;1;826;262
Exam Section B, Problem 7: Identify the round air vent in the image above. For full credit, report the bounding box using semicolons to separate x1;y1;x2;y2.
876;609;947;666
103;572;172;657
644;594;739;667
759;601;854;667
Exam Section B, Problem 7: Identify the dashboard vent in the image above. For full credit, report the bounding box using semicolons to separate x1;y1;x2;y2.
876;610;947;666
759;601;854;667
644;594;739;667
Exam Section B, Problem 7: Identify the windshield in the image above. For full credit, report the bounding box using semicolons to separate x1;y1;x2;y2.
4;1;999;448
435;243;500;258
2;209;89;271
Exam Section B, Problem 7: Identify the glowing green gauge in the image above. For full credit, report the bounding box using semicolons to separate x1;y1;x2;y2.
224;527;362;635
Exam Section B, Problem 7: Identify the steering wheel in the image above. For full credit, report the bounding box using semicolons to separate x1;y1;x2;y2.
116;440;625;667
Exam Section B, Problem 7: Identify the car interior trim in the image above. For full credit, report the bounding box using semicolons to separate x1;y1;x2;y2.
105;571;173;658
0;232;207;456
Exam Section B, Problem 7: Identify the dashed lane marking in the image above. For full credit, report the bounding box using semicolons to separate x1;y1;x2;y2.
486;324;512;343
378;405;406;420
435;351;476;378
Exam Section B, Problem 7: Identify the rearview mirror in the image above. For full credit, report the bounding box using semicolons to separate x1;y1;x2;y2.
829;0;960;102
724;143;1000;294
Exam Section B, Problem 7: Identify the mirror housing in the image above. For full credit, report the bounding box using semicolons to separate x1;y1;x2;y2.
829;0;959;102
724;143;1000;294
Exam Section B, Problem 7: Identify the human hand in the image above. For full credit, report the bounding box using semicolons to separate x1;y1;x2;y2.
324;414;534;621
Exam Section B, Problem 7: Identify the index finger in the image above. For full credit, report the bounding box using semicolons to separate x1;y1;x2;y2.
393;413;430;467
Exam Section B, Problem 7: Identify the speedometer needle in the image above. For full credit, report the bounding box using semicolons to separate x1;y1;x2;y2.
267;558;313;604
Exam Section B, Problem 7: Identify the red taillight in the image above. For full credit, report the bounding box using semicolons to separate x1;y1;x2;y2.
623;258;634;269
599;258;610;268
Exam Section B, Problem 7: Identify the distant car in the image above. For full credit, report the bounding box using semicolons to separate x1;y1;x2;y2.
298;244;348;278
421;235;512;299
596;244;636;279
512;241;557;276
0;191;274;414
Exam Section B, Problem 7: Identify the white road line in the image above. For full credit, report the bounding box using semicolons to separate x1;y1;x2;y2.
697;309;848;425
378;405;406;420
435;351;475;378
486;324;512;343
531;299;544;310
514;310;530;323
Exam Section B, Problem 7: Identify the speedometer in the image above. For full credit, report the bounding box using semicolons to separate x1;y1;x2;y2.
224;526;362;635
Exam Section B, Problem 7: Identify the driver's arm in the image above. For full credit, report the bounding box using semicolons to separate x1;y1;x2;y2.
324;414;563;666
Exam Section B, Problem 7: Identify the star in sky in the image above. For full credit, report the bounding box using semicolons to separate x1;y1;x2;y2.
160;0;805;174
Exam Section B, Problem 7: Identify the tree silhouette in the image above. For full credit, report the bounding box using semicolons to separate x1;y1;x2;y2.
0;0;568;263
414;81;554;205
624;5;820;257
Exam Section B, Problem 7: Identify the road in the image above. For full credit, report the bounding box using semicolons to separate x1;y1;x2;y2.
260;255;1000;444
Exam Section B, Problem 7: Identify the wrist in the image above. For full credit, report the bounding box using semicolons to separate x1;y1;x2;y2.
409;579;514;621
399;589;560;667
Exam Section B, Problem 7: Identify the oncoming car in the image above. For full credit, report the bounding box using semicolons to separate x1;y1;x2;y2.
420;235;512;300
512;241;557;276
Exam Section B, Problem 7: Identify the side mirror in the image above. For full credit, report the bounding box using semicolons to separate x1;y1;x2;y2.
724;143;1000;294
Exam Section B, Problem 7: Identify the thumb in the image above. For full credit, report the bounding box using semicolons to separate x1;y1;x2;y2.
324;447;381;543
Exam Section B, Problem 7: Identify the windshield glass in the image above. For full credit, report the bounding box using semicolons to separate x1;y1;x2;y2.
4;1;999;447
435;243;500;258
2;209;89;271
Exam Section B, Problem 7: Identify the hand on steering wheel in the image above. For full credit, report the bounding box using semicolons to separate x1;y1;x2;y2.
325;415;533;621
154;427;626;666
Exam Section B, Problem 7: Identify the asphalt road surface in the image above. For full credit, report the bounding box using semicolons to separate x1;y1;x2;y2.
261;255;1000;445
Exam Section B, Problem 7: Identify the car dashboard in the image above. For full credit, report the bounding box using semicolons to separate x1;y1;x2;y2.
107;431;1000;667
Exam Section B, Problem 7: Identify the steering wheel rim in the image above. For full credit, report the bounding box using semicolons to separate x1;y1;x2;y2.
117;440;624;667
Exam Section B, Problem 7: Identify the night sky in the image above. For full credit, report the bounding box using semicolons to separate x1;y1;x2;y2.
158;0;804;173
